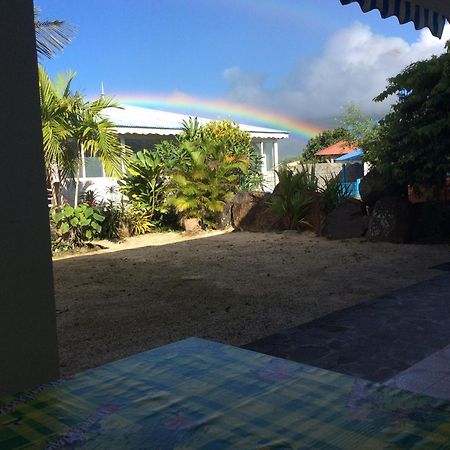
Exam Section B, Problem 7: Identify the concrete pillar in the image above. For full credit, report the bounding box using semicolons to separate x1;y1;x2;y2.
0;0;59;394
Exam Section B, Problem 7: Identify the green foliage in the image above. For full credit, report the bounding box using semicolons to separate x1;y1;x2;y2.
100;201;154;239
300;105;376;162
51;203;105;249
363;49;450;193
39;66;131;204
268;166;317;229
124;205;153;236
412;202;450;242
117;118;259;231
319;174;352;214
179;117;203;142
100;201;127;240
337;103;377;144
168;138;249;225
196;119;262;190
153;139;190;173
34;7;75;59
79;189;99;207
119;149;168;225
301;127;351;162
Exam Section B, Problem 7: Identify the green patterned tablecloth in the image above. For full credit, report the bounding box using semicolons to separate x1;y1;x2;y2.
1;337;450;449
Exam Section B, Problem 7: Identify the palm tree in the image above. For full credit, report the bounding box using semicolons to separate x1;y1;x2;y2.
168;138;249;229
34;7;74;59
39;66;131;206
39;67;77;204
70;95;129;206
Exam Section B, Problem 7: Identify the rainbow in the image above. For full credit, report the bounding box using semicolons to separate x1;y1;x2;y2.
114;92;322;140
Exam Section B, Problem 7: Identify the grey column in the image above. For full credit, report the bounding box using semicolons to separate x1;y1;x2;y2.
0;0;59;394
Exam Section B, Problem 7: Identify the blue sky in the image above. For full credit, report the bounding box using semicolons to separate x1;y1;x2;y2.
37;0;449;158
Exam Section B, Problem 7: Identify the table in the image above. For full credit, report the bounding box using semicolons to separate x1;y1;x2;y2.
1;337;450;449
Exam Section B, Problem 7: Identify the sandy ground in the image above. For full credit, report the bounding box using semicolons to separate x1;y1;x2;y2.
53;230;450;376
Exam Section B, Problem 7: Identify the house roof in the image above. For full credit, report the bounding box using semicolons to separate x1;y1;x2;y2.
314;140;358;157
104;105;289;140
335;148;363;162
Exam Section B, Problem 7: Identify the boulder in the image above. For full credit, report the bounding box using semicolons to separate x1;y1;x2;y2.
359;170;387;206
367;196;411;243
322;199;367;239
217;201;233;229
182;217;202;233
231;191;282;232
305;192;326;235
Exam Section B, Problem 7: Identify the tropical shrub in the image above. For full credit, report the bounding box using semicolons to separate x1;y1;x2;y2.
79;189;99;207
124;204;153;236
51;203;105;249
168;138;249;227
100;201;155;239
319;174;352;214
153;139;190;174
201;119;263;190
119;149;168;225
100;201;128;240
267;166;317;229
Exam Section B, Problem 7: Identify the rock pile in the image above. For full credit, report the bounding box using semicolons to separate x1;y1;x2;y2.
227;169;447;243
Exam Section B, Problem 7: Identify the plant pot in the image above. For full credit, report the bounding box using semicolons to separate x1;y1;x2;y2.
183;217;201;233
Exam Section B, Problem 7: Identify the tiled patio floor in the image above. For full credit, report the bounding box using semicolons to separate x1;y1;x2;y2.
385;344;450;400
243;272;450;397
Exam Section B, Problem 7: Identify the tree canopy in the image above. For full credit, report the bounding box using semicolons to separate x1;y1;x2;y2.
364;46;450;192
300;104;376;162
300;126;351;162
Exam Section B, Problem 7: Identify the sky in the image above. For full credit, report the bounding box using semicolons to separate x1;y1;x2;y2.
37;0;450;159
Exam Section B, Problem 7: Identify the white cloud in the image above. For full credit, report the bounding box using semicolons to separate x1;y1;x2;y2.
223;22;450;127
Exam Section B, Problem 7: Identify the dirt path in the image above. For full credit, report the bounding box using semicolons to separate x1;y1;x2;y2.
53;231;450;376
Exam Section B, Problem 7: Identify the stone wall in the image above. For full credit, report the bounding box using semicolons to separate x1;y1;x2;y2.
288;162;342;188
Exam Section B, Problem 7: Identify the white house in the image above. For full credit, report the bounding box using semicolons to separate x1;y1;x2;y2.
63;105;289;203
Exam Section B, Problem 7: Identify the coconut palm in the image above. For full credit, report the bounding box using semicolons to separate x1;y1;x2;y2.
34;7;74;58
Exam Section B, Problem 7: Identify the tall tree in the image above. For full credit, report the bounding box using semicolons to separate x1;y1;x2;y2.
337;103;377;144
300;127;351;161
364;47;450;193
300;104;376;162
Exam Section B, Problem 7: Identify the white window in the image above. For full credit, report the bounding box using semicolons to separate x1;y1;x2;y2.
81;150;105;178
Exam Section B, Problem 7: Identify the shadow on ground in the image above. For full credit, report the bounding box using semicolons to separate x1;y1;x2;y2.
53;231;450;376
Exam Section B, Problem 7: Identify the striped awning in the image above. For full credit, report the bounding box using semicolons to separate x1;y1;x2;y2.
340;0;450;37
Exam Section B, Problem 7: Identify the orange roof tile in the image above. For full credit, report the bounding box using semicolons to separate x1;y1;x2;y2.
315;140;357;157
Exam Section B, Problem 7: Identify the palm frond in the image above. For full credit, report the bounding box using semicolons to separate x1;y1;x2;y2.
34;7;75;59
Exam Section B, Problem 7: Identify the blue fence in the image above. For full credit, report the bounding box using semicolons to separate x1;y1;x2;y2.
342;178;361;199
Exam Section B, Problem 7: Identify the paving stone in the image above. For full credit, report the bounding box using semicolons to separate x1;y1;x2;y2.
430;262;450;272
243;273;450;382
422;376;450;400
